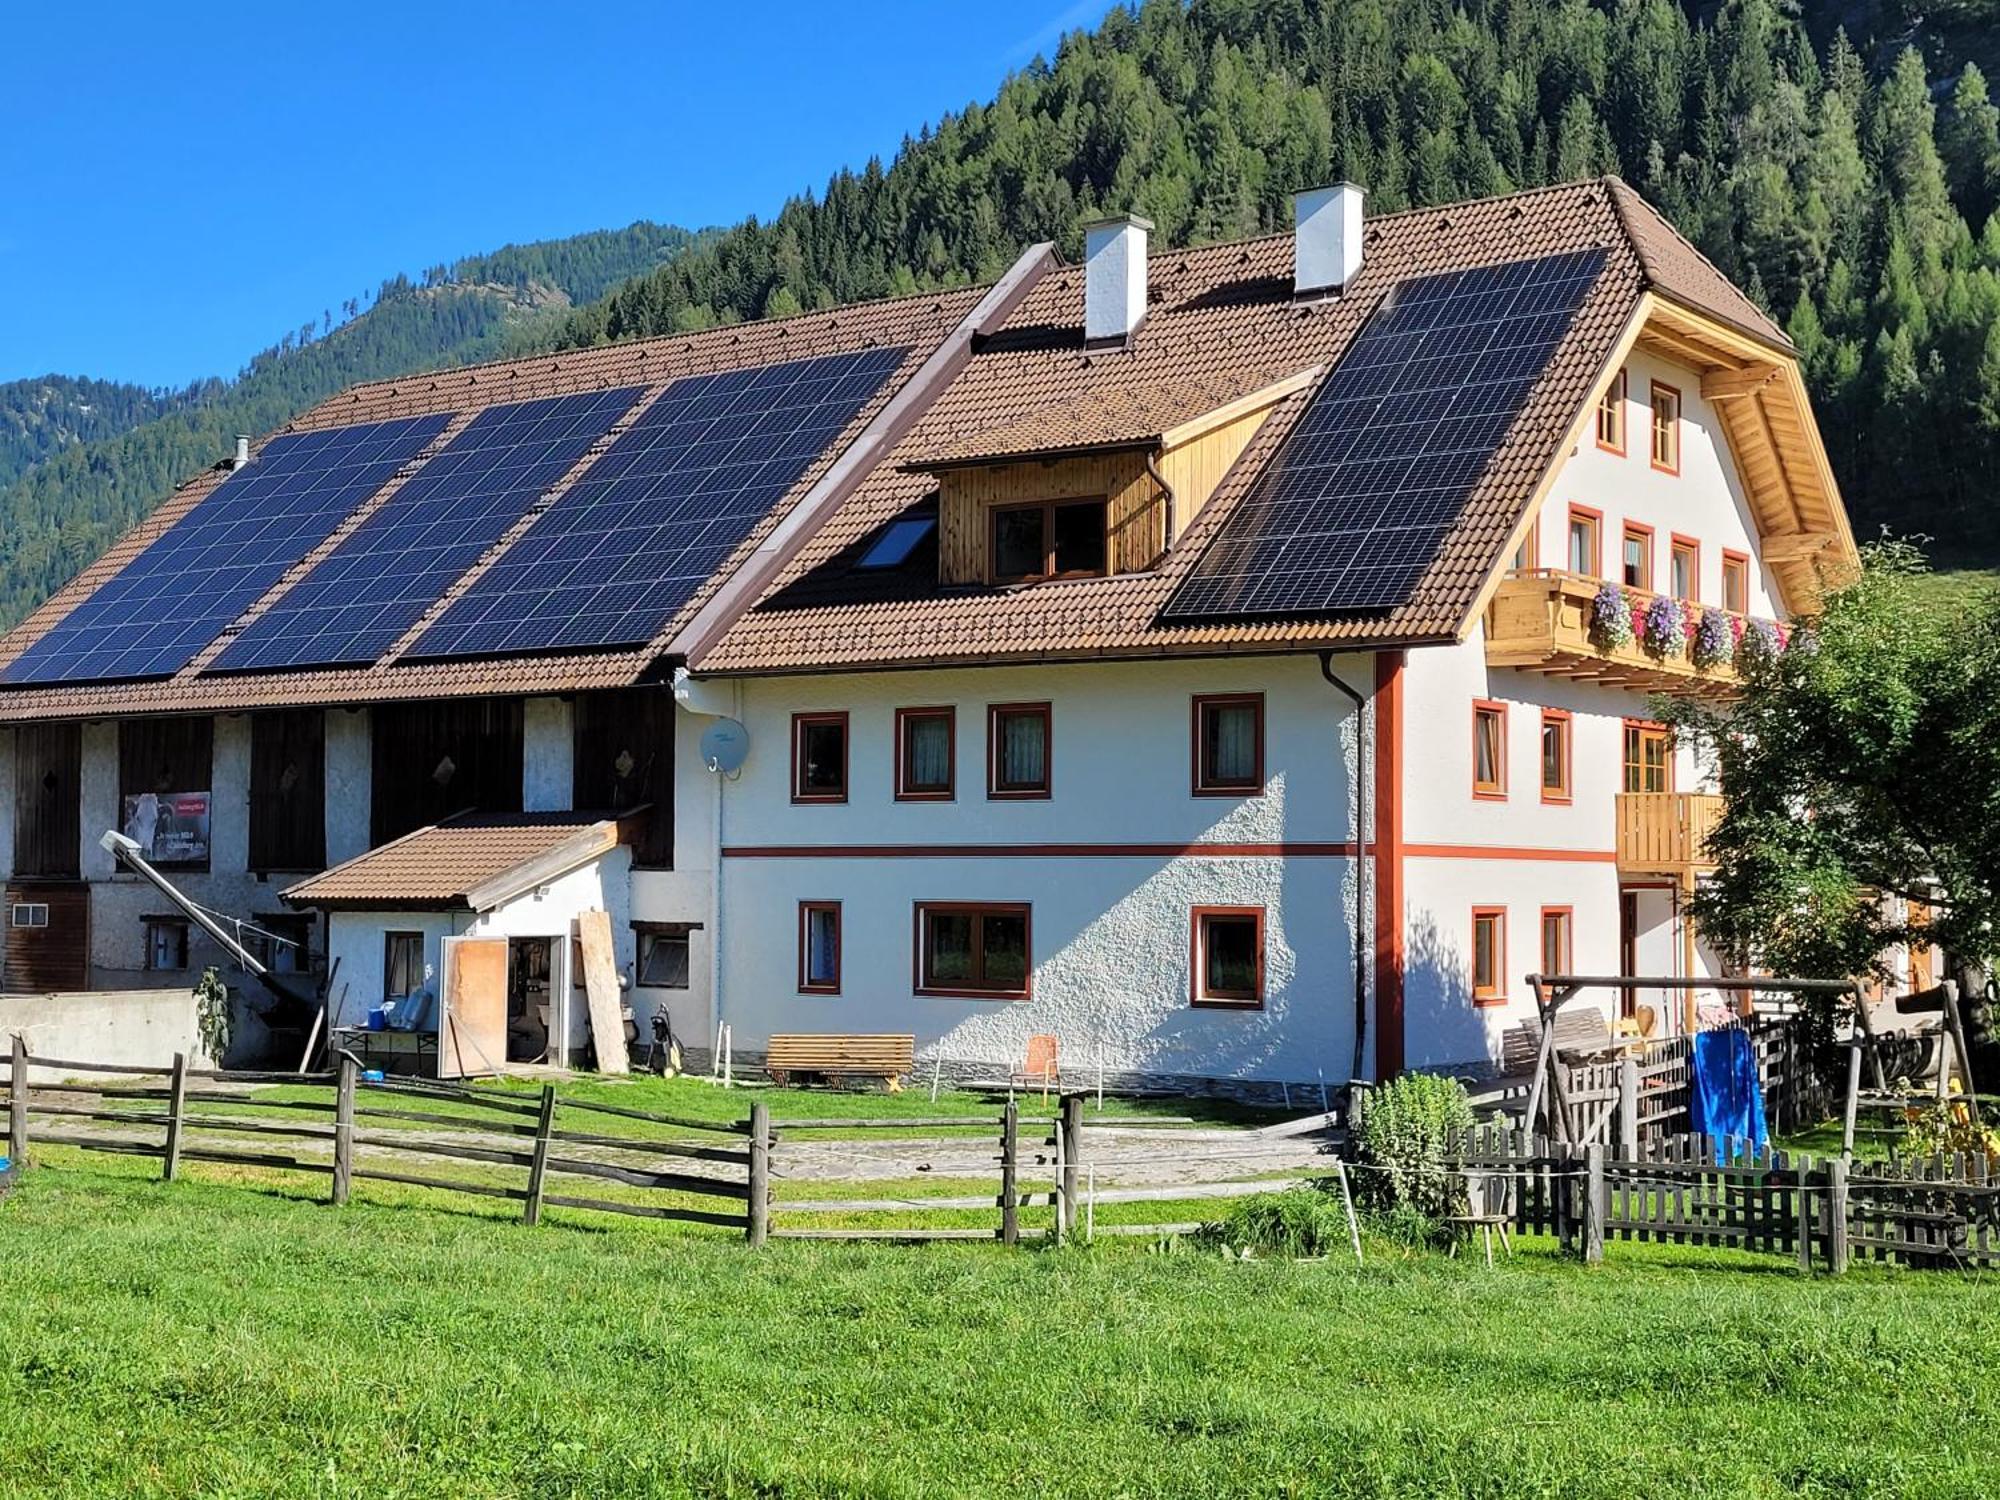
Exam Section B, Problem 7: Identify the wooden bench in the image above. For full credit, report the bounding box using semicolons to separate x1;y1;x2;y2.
1500;1008;1617;1077
766;1033;915;1090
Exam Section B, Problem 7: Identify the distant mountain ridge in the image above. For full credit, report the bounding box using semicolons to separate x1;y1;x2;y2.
0;220;708;631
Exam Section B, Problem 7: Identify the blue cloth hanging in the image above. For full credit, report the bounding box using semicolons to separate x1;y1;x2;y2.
1689;1026;1768;1162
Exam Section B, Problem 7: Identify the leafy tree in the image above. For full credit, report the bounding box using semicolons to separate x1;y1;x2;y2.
1665;545;2000;986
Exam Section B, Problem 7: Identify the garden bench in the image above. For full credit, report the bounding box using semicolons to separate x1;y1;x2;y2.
766;1033;914;1090
1500;1008;1617;1076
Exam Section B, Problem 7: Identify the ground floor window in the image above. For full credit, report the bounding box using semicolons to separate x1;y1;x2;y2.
9;902;48;929
798;902;841;993
636;925;693;988
1471;907;1506;1006
1539;907;1572;979
384;931;424;1001
145;917;190;972
1191;906;1264;1007
915;902;1030;997
249;914;312;975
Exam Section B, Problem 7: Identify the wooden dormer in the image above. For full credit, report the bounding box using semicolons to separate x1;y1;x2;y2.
908;369;1320;587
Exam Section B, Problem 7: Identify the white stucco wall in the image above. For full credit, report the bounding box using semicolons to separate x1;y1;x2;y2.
0;988;206;1080
522;696;573;812
704;654;1365;1084
325;708;372;867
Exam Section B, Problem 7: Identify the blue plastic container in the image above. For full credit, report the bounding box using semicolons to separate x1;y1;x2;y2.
366;1007;387;1032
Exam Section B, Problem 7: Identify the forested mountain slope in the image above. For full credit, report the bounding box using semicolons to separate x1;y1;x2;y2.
0;221;702;630
553;0;2000;565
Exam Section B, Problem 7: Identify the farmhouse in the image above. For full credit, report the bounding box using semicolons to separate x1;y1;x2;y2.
0;177;1864;1087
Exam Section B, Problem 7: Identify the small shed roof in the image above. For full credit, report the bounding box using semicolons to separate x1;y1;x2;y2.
282;810;641;912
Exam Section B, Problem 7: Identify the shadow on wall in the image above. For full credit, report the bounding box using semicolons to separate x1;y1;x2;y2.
1401;906;1497;1073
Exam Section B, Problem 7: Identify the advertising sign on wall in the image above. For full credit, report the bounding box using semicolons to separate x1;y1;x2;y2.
121;791;211;866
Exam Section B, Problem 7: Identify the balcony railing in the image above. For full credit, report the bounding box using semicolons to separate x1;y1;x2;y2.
1485;569;1761;695
1616;792;1724;883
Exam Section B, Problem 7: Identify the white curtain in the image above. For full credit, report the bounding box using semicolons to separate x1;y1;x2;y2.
806;911;838;986
907;717;951;788
1001;715;1045;787
1211;706;1256;783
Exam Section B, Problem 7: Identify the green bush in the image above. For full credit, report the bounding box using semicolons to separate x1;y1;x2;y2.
1194;1188;1354;1259
1351;1072;1474;1227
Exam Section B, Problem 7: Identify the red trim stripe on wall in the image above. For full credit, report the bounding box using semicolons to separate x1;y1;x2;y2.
1374;649;1406;1081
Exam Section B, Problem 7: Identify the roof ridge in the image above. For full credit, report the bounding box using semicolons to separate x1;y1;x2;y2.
1600;175;1791;350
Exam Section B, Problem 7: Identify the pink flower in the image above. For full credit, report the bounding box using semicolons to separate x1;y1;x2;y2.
1730;615;1746;643
1630;595;1647;640
1774;622;1790;650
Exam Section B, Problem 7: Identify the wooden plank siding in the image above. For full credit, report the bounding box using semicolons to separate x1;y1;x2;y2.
572;688;674;868
11;722;80;879
935;407;1277;586
249;709;326;873
370;698;524;846
3;881;89;992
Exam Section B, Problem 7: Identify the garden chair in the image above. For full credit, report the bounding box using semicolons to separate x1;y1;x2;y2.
1011;1034;1059;1100
1444;1166;1514;1268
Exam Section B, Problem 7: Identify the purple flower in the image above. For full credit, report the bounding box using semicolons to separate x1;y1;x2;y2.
1643;595;1685;657
1692;607;1733;669
1590;582;1633;649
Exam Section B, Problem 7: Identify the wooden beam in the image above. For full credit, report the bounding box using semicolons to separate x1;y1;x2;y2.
1760;532;1838;562
1159;366;1324;449
1700;363;1780;401
1637;323;1732;370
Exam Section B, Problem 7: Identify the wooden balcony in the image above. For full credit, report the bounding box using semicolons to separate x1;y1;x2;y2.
1484;570;1745;695
1616;792;1724;884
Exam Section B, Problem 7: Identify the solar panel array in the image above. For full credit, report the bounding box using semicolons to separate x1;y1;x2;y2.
0;414;450;685
407;345;906;660
212;387;645;672
1162;248;1606;620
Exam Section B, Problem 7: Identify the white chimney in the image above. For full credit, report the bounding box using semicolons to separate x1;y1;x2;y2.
1294;183;1365;298
232;435;251;469
1081;213;1151;345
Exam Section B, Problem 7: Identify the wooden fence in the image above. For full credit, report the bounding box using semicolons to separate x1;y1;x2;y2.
1553;1015;1822;1148
4;1038;758;1237
1451;1122;1998;1272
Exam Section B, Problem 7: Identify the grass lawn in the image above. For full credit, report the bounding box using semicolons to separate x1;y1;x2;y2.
0;1156;1995;1499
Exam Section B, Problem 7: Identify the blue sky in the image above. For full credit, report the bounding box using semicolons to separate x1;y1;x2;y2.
0;0;1112;389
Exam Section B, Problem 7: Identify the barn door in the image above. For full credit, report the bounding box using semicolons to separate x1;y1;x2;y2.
437;935;508;1079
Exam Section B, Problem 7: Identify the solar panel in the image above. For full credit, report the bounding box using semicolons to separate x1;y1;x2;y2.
210;387;646;672
405;345;906;660
0;414;450;685
1161;249;1606;620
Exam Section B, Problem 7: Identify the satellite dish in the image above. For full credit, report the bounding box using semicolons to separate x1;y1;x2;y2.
700;718;750;776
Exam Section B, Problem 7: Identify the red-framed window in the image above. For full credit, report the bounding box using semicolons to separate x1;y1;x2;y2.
987;703;1051;799
791;712;849;804
1471;907;1507;1006
1539;709;1571;804
1721;550;1750;615
1540;906;1573;978
1650;381;1681;474
1511;517;1539;572
1191;906;1265;1009
914;902;1031;998
1596;367;1628;454
1623;719;1674;794
1192;693;1265;796
1472;700;1508;800
798;901;841;994
1621;522;1654;590
895;706;955;801
1670;534;1700;602
1567;505;1602;577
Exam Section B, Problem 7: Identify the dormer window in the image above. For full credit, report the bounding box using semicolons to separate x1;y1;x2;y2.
990;499;1108;584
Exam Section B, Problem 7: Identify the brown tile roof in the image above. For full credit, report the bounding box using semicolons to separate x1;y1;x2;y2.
0;286;985;723
1603;177;1790;351
700;177;1685;674
908;370;1276;468
281;811;631;910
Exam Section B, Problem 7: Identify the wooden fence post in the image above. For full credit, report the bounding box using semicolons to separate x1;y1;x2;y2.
1582;1143;1605;1264
8;1034;27;1167
1840;1040;1863;1159
161;1052;188;1182
522;1084;557;1227
1795;1157;1813;1273
999;1097;1019;1248
747;1101;770;1247
1826;1158;1850;1275
332;1053;356;1206
1618;1055;1638;1156
1058;1093;1083;1244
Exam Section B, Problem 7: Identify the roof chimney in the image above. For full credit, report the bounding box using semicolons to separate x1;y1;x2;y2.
1294;183;1365;299
231;435;251;469
1081;213;1151;346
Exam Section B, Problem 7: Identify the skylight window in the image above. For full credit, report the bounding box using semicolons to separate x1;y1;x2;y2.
858;516;936;569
